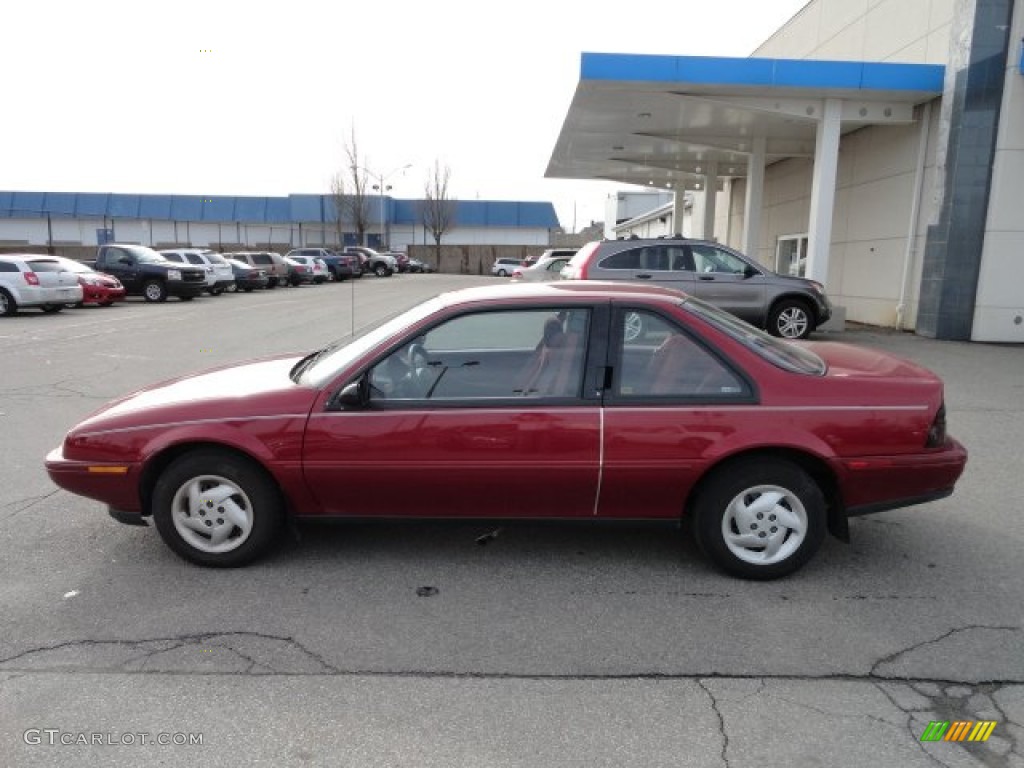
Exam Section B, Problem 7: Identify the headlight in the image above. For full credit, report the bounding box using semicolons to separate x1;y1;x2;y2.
167;269;182;281
81;276;101;286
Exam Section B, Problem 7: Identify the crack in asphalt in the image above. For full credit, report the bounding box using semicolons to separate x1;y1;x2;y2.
2;489;61;520
697;679;730;768
873;682;955;768
870;625;1021;678
0;632;340;675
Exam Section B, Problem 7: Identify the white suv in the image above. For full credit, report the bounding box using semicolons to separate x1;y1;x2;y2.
0;255;83;316
160;249;236;295
491;257;525;277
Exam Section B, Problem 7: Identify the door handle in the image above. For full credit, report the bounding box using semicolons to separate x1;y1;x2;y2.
636;273;652;279
699;275;715;281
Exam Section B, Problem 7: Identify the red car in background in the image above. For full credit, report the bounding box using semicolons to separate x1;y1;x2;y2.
50;255;126;306
45;282;966;579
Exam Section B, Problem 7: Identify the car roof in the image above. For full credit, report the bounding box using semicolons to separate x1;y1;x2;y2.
434;280;688;308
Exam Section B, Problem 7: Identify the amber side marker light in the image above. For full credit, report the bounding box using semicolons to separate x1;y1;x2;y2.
87;466;129;475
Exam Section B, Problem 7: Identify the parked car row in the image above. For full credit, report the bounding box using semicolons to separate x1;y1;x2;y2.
0;243;429;316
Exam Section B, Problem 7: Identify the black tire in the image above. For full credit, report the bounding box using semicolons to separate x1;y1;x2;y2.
266;278;278;289
290;275;301;287
210;287;225;296
152;450;284;567
243;287;254;293
691;458;826;580
767;299;814;339
41;304;64;314
179;295;195;302
497;269;508;277
143;280;168;303
373;264;390;277
0;289;15;317
98;300;114;307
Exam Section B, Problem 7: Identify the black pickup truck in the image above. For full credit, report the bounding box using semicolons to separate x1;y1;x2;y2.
92;244;206;302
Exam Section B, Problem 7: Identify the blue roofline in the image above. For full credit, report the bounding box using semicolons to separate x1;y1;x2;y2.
580;52;945;93
0;192;560;229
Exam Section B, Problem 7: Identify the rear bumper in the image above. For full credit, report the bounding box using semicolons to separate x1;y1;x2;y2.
837;438;968;515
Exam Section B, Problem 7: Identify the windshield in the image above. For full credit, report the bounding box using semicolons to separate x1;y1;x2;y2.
129;246;168;264
297;296;445;387
681;297;826;375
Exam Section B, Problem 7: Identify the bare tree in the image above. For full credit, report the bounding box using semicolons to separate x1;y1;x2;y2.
420;160;456;270
331;128;373;246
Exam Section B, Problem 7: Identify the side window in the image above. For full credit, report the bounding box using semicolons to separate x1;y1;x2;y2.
599;248;642;270
253;255;269;265
368;309;590;401
690;245;752;274
0;262;18;272
186;254;204;265
615;310;746;398
163;253;182;262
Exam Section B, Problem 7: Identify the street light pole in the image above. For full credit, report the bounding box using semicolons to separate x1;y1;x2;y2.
357;163;411;251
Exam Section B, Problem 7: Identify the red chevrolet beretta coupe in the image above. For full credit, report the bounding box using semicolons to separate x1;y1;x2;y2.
46;282;967;579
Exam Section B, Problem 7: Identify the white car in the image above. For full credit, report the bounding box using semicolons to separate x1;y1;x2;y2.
286;255;330;284
0;254;83;316
512;251;577;282
160;249;236;295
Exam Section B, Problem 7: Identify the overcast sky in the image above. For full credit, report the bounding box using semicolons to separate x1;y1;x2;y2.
2;0;810;231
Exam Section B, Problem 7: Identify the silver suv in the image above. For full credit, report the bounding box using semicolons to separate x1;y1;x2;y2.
561;237;831;339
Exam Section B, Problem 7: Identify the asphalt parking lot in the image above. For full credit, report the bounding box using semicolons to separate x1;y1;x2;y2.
1;275;1021;767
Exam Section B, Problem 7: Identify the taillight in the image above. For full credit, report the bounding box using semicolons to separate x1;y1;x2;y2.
926;403;947;448
24;271;40;286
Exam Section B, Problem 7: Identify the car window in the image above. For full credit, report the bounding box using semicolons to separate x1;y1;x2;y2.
599;249;641;270
614;309;747;398
26;260;64;272
186;254;204;265
690;244;752;274
368;308;590;401
163;253;182;262
681;297;826;375
253;254;270;264
0;262;18;272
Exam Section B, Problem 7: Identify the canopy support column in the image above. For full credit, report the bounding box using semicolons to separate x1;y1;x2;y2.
742;136;766;258
807;98;841;285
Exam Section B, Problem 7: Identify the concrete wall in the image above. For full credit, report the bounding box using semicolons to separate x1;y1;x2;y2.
972;0;1024;342
754;0;955;65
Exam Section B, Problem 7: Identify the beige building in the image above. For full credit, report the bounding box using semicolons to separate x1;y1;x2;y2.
548;0;1024;342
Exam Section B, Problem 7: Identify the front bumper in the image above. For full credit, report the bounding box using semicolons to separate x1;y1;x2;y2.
45;446;142;512
168;281;206;298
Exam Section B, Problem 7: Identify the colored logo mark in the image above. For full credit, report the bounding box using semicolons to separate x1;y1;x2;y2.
920;720;997;742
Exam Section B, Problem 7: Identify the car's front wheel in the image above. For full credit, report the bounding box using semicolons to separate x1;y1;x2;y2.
152;450;284;567
691;458;826;580
768;300;813;339
0;289;15;317
143;280;168;302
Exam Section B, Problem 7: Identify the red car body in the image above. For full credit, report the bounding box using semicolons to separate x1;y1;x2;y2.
46;282;966;577
50;256;126;306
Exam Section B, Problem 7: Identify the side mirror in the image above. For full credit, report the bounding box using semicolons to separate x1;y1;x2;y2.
334;377;369;410
119;257;134;266
743;266;759;279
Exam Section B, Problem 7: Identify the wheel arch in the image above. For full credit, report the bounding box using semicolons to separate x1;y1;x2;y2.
684;447;848;542
139;441;287;519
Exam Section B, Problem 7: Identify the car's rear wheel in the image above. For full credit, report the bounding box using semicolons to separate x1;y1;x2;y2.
497;269;508;277
768;300;813;339
0;289;15;317
143;280;168;302
373;264;390;277
691;458;826;580
210;287;224;296
152;450;284;567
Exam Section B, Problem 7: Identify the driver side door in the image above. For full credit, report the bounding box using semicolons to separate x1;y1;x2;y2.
302;306;604;518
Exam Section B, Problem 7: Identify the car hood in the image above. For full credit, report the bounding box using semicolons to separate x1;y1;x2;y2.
71;355;316;434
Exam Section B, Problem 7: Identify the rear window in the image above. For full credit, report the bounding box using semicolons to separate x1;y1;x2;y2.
26;260;64;272
682;297;826;376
